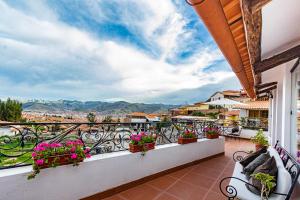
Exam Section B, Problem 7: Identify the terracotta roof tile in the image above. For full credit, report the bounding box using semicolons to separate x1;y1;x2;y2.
234;101;269;110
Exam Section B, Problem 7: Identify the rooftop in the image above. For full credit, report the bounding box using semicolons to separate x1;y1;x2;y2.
234;101;269;110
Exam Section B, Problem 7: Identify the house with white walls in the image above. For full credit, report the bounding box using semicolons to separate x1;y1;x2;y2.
190;0;300;159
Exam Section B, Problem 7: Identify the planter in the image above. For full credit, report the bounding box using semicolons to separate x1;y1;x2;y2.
129;142;155;153
34;154;84;169
178;137;197;144
255;144;267;151
206;134;219;139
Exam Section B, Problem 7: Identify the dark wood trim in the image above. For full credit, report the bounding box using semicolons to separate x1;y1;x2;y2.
290;58;300;73
255;81;277;90
250;0;272;13
256;85;277;95
254;45;300;74
81;152;225;200
240;0;262;66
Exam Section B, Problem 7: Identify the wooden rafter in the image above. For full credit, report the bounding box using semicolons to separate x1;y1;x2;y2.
255;81;277;90
251;0;272;14
240;0;262;65
256;85;277;95
254;45;300;74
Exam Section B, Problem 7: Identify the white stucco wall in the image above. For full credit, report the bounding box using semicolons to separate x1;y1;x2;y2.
211;92;224;101
261;59;298;152
0;138;225;200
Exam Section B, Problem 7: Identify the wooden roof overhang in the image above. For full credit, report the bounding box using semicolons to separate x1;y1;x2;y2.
186;0;274;99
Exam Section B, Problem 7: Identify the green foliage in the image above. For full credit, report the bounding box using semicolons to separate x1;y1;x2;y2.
86;112;96;123
102;115;112;123
181;130;196;138
0;98;23;122
191;111;205;116
207;112;219;119
251;129;269;146
251;172;276;199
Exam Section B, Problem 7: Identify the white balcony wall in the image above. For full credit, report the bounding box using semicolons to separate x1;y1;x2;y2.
0;138;225;200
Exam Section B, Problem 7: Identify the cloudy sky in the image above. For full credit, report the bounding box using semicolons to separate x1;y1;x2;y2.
0;0;241;104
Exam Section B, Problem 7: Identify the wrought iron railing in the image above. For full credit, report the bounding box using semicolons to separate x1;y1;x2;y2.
0;121;232;170
240;117;268;131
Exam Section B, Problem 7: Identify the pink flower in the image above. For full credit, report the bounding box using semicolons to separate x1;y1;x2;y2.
76;140;83;145
35;159;44;166
66;141;74;146
85;153;91;158
70;146;76;152
34;146;46;152
70;153;77;159
84;148;90;154
130;135;142;142
50;143;61;148
38;142;50;148
31;152;37;157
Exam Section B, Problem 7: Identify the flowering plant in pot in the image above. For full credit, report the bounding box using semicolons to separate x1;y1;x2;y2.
28;139;91;179
178;130;197;144
129;132;156;154
251;129;269;151
204;126;220;139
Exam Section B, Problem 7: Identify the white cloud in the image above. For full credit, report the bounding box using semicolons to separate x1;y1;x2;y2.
0;0;238;103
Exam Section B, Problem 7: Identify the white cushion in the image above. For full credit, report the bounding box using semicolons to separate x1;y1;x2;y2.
228;150;291;200
268;147;284;168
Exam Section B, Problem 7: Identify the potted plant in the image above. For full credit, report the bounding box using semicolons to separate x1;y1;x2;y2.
204;126;220;139
28;139;91;179
178;130;197;144
251;173;276;200
251;129;269;150
129;132;156;153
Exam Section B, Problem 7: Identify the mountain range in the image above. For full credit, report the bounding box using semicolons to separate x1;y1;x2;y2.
22;100;178;114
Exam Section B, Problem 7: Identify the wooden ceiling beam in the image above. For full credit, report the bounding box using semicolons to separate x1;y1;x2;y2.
251;0;272;14
254;45;300;73
256;85;277;95
240;0;262;65
255;81;277;90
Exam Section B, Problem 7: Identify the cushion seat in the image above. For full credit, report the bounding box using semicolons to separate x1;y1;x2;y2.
228;149;291;200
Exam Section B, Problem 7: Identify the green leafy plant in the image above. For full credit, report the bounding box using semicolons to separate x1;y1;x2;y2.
204;126;219;135
251;173;276;200
251;129;269;146
130;132;156;156
180;130;197;138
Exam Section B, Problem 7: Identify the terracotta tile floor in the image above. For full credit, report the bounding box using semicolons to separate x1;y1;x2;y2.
104;138;300;200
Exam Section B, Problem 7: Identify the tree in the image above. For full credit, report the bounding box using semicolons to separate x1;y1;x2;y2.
86;112;96;123
102;116;112;123
191;111;205;116
0;98;23;122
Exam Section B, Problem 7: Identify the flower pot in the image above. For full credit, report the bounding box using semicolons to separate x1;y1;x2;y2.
206;134;219;139
34;154;84;169
129;142;155;153
178;137;197;144
255;144;267;151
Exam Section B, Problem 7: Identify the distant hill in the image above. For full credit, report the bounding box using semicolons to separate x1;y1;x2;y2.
22;100;177;114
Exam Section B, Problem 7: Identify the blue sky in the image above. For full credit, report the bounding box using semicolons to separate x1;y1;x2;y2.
0;0;241;104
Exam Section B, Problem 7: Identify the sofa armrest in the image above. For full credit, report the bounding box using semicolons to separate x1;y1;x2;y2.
219;176;288;200
232;151;250;162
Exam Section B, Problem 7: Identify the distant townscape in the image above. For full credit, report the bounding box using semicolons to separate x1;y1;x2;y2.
0;89;269;128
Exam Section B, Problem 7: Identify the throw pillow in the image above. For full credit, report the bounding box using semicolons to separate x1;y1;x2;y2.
240;146;267;167
246;156;278;195
243;152;270;179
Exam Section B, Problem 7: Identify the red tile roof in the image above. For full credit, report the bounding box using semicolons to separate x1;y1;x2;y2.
234;101;269;110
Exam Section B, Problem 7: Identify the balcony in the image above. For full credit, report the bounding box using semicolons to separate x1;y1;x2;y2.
0;122;299;200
